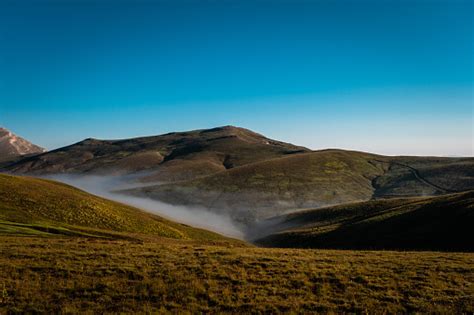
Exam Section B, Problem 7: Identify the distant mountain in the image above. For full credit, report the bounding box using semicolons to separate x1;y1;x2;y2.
0;127;45;161
255;191;474;252
1;126;309;178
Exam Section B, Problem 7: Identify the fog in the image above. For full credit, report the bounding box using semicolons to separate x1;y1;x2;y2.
46;174;245;239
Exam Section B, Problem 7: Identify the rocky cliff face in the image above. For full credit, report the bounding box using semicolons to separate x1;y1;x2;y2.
0;128;46;161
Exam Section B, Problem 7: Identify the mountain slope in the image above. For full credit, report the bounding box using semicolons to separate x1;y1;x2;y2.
0;173;232;241
0;128;45;162
256;191;474;251
2;126;472;226
1;126;309;181
124;150;385;223
123;150;474;224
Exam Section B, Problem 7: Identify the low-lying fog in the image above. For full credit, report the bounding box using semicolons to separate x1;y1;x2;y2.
47;174;246;239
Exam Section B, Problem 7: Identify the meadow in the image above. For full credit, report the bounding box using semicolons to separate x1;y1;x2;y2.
1;235;473;313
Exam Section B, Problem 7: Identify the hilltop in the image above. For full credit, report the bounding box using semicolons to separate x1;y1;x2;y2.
0;173;234;242
256;191;474;251
1;126;309;180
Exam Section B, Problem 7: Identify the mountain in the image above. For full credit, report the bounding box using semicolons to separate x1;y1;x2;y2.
255;191;474;251
0;128;45;162
122;150;474;224
2;126;473;227
0;173;233;242
1;126;309;180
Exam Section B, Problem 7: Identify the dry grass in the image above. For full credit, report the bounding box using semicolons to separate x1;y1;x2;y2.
1;235;473;314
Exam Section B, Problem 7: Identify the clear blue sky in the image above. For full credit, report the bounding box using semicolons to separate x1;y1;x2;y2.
0;0;472;156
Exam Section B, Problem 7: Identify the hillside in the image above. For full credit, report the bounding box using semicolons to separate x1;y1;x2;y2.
0;128;45;162
0;173;231;241
123;150;474;224
1;126;309;181
2;126;472;226
256;191;474;251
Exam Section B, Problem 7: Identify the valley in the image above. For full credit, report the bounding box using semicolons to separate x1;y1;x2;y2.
256;191;474;251
2;126;473;232
0;126;472;313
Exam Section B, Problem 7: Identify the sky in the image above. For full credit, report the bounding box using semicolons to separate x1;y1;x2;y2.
0;0;472;156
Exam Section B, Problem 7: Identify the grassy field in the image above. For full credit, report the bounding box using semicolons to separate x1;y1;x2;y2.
257;191;474;251
1;235;473;313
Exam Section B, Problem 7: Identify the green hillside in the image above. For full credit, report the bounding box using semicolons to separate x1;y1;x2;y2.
124;150;474;224
0;173;231;241
256;191;474;251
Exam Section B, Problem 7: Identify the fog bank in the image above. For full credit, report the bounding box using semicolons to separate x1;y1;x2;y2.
47;174;245;239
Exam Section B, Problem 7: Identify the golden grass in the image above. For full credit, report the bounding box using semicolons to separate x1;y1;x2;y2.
1;235;473;313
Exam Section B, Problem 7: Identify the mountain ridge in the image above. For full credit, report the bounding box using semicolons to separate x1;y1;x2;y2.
1;126;473;229
1;125;309;179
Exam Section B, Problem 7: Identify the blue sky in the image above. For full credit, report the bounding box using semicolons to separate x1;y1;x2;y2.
0;0;472;156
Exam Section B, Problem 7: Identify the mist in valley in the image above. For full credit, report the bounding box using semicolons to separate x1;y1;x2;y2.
47;174;246;239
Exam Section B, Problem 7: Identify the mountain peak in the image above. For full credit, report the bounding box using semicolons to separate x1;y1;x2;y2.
0;127;46;161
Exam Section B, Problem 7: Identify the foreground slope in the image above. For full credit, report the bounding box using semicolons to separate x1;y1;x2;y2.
124;150;474;224
2;126;308;181
256;191;474;251
0;173;230;241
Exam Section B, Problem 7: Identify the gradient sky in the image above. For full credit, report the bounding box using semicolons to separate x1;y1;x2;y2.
0;0;472;156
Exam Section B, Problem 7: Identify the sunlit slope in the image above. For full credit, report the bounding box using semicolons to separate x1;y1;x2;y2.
0;174;230;241
124;150;474;223
256;191;474;251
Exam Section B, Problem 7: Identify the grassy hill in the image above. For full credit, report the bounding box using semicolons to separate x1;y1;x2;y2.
0;173;232;241
123;150;474;224
256;191;474;251
1;126;309;182
2;126;472;226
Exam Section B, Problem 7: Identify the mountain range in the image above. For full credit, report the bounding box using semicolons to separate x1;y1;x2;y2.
1;125;473;249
